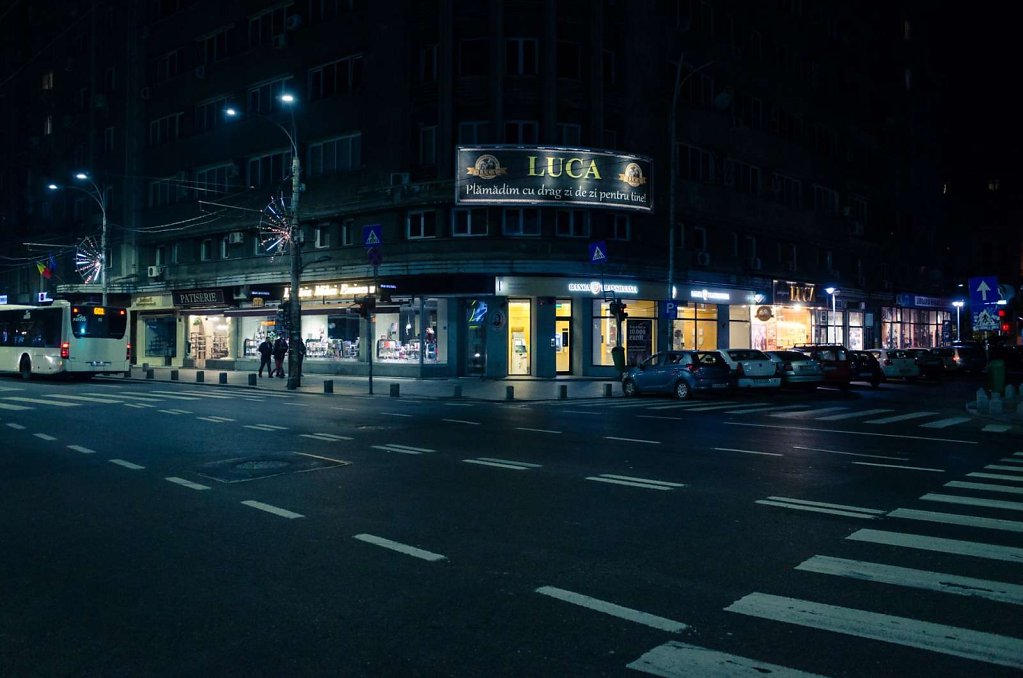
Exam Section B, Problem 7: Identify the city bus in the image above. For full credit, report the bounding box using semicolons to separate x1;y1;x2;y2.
0;301;130;379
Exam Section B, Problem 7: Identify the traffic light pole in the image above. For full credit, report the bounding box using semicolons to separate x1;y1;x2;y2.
367;264;378;395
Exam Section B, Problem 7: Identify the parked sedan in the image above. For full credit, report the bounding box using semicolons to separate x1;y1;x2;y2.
621;350;732;400
866;348;920;381
714;349;782;390
848;350;884;388
905;348;945;378
791;344;852;388
764;350;824;389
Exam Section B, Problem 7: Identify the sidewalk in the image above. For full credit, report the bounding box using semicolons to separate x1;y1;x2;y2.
116;365;623;402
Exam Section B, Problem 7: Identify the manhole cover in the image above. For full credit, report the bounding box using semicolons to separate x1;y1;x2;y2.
236;460;290;471
196;453;350;483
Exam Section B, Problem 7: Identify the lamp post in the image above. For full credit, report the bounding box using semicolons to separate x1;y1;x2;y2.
952;300;964;342
227;95;303;389
49;173;108;305
824;287;839;344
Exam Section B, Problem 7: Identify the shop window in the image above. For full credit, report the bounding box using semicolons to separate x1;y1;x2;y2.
508;299;531;375
591;299;658;367
728;305;750;349
669;303;718;351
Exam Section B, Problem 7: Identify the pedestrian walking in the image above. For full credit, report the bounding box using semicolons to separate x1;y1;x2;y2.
272;335;288;378
257;336;273;377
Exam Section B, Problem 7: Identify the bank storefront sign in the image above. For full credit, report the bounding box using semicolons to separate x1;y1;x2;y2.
456;146;654;212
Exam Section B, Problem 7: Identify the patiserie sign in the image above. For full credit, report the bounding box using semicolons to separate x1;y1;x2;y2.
455;146;654;212
173;288;226;308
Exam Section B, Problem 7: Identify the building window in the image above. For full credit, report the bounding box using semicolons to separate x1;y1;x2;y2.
691;225;708;251
457;121;493;144
44;115;54;136
148;112;183;146
557;41;581;79
171;242;180;264
603;128;617;148
103;126;115;153
848;194;867;223
680;144;715;182
725;159;761;194
609;214;631;241
341;219;357;246
196;164;234;197
155;49;181;81
307;133;361;176
407;210;437;239
555;210;590;238
249;5;289;46
459;39;488;77
506;38;538;76
148;178;176;207
155;245;166;266
195;96;229;132
199;27;231;64
42;71;54;90
602;49;616;84
220;235;232;260
418;125;437;165
680;70;714;108
200;239;213;261
452;208;488;237
503;208;540;236
309;54;364;99
988;179;1001;192
505;120;539;144
770;173;802;208
812;184;839;216
556;123;582;146
247;76;295;114
417;43;438;82
736;93;763;130
314;224;330;248
104;66;116;92
247;150;292;186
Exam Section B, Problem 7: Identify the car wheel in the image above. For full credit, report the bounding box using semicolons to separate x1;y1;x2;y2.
622;379;637;397
19;356;31;380
673;380;691;400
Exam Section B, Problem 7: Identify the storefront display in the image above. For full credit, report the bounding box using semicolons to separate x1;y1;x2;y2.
592;299;657;367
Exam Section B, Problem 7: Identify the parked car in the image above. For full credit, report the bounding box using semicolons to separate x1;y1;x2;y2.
905;348;945;378
866;348;920;381
764;350;824;389
948;343;986;373
930;347;957;373
791;344;852;388
621;350;732;400
714;349;782;390
848;350;884;388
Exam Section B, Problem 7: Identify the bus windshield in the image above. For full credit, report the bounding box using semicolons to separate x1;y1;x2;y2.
71;306;128;339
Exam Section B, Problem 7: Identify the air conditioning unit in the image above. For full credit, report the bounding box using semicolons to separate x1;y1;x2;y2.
194;65;206;79
696;251;711;266
286;15;303;30
271;34;288;49
390;172;410;186
228;232;245;244
147;265;164;278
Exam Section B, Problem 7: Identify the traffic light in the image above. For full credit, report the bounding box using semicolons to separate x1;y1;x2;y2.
618;302;629;322
608;300;619;318
998;307;1011;334
354;295;376;318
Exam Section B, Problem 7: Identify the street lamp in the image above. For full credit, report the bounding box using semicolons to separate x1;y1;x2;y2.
226;95;304;390
49;172;109;305
824;287;839;343
952;300;964;342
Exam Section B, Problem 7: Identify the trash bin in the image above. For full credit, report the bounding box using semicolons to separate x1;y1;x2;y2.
986;359;1006;395
611;346;625;372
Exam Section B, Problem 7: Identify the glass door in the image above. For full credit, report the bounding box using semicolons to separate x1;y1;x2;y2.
508;299;531;375
555;298;572;374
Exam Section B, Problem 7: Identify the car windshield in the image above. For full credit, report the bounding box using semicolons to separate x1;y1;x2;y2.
932;348;954;356
727;349;768;361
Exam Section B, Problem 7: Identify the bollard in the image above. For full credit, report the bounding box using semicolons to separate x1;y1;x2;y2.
142;362;150;371
990;393;1004;415
324;379;334;394
390;383;400;397
976;387;989;414
1005;384;1018;410
603;383;613;398
170;369;179;381
1017;402;1023;420
145;368;155;379
248;373;257;387
218;372;228;385
196;370;204;383
506;385;515;400
453;385;462;398
559;384;568;400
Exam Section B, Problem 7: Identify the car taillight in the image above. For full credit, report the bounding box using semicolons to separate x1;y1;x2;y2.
685;363;699;373
736;363;745;377
884;359;893;366
126;343;132;361
60;342;70;359
783;362;793;373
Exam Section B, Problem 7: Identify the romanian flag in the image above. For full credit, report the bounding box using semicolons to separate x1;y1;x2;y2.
36;261;52;279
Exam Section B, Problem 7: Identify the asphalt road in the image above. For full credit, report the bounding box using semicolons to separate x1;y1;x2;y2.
0;376;1020;677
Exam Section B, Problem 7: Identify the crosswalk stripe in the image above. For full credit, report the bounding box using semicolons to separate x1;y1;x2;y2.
919;416;972;429
946;480;1023;495
922;493;1023;512
770;407;849;419
3;397;78;407
683;401;768;412
847;528;1023;563
889;508;1023;533
242;500;304;519
0;403;32;411
983;424;1013;433
124;403;154;409
725;592;1023;669
722;404;807;414
300;433;353;441
50;394;126;404
165;476;211;491
463;458;536;470
815;408;893;421
969;472;1023;482
5;422;27;429
795;554;1023;605
627;640;826;677
537;586;686;633
987;464;1023;472
863;411;937;424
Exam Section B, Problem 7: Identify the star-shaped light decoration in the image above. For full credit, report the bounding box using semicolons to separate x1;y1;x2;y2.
259;193;292;259
75;237;103;284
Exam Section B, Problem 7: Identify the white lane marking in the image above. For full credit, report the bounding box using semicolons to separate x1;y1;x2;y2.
628;640;826;677
586;474;685;491
124;403;154;409
890;508;1023;533
0;386;23;392
443;402;474;407
50;394;126;404
442;418;481;425
847;528;1023;563
922;493;1023;512
987;464;1023;472
604;436;661;445
684;402;768;412
919;416;972;429
4;397;78;407
462;458;541;470
714;447;783;457
67;445;95;454
792;445;907;461
516;426;561;434
771;407;849;418
0;403;32;411
6;422;27;429
109;459;144;470
984;424;1013;433
723;404;808;414
728;421;978;445
796;554;1023;606
333;406;358;412
33;433;57;441
88;393;165;402
353;533;445;561
852;462;944;472
756;496;885;519
815;408;893;421
245;424;288;431
536;586;686;634
165;476;211;491
863;411;937;424
158;409;186;415
241;500;304;519
300;433;353;441
197;416;234;423
946;480;1023;495
561;409;599;415
293;452;350;465
371;444;435;455
970;472;1023;482
636;415;682;421
379;411;413;418
1002;457;1023;464
725;592;1023;669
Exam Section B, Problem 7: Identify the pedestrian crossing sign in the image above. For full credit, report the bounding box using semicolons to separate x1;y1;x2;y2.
363;224;382;248
589;240;608;264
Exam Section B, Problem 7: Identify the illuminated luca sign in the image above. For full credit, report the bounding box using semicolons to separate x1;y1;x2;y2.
456;146;654;212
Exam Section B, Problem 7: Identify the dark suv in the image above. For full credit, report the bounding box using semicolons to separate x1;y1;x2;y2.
621;350;732;400
792;344;852;388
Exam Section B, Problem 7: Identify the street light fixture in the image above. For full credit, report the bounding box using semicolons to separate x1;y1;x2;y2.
48;172;109;305
226;96;304;390
952;300;964;342
824;287;839;344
